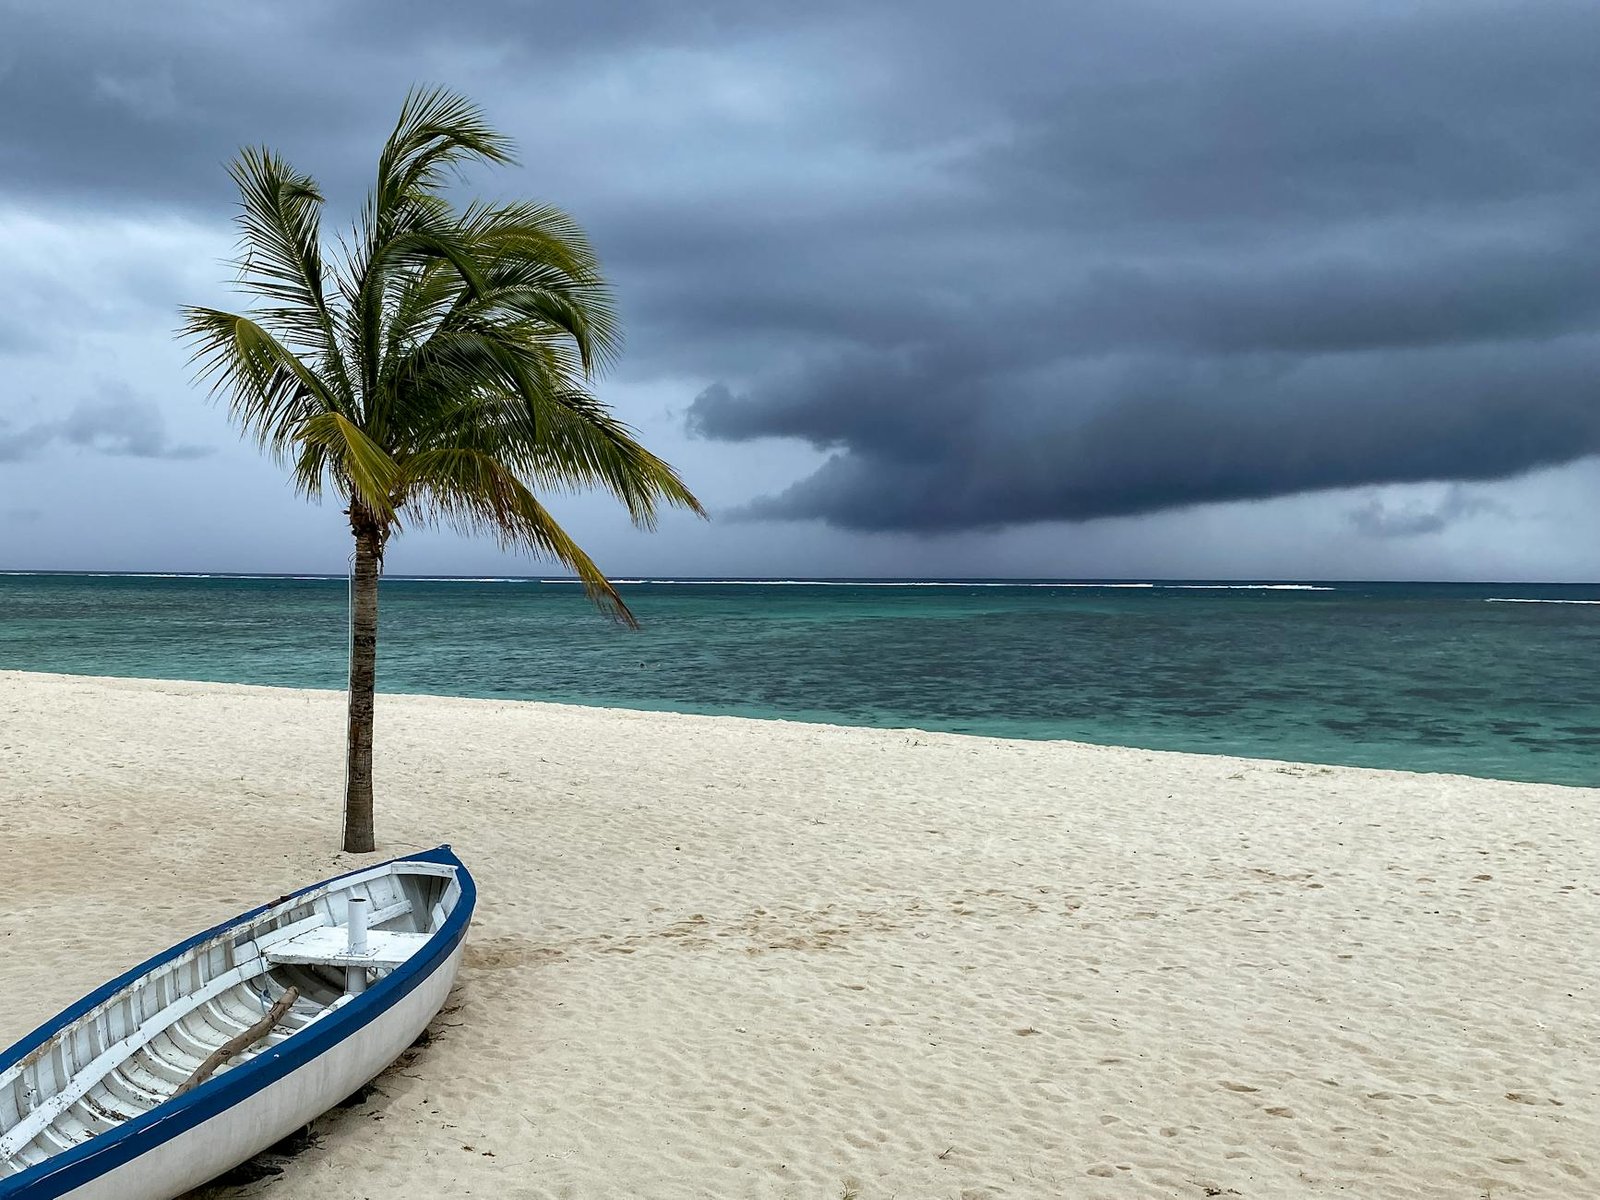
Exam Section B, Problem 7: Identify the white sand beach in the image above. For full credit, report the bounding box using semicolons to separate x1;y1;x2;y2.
1;669;1595;1199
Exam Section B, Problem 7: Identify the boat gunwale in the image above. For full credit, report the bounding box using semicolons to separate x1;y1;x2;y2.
0;844;474;1198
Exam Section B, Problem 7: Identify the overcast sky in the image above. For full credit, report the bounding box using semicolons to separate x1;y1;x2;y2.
1;0;1597;580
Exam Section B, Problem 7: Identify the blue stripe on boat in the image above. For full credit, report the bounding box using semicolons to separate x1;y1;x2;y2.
0;845;476;1199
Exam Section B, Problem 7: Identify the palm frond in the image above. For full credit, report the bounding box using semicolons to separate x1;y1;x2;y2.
391;325;703;526
179;306;341;454
226;148;355;402
349;96;506;429
401;448;636;625
377;87;514;215
456;200;622;373
297;412;402;521
516;391;705;527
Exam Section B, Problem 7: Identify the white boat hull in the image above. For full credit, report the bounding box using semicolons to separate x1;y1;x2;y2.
0;846;475;1200
57;939;463;1200
54;947;464;1200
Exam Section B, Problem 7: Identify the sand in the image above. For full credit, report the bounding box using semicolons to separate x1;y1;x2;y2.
0;670;1595;1199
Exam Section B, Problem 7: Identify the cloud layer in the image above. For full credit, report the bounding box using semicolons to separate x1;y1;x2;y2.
0;1;1596;574
674;2;1600;530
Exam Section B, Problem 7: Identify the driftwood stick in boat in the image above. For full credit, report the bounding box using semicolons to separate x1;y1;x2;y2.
174;987;300;1096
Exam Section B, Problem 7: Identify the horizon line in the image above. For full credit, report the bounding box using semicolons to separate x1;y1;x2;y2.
3;570;1599;588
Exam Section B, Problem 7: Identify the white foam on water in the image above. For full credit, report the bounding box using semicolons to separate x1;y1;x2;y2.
1166;584;1336;591
533;578;1345;590
536;578;1161;588
1485;598;1600;605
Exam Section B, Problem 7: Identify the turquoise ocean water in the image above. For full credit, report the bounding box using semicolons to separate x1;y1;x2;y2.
1;573;1596;786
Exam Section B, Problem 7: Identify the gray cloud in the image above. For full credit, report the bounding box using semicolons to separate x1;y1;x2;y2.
0;417;57;463
2;0;1599;549
0;390;208;462
60;397;210;459
1346;486;1502;539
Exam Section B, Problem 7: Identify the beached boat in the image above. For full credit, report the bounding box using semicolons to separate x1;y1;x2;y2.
0;845;474;1200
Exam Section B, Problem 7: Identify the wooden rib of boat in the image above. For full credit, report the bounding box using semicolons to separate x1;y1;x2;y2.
0;845;475;1200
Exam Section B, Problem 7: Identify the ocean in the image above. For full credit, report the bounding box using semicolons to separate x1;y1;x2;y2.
2;573;1596;787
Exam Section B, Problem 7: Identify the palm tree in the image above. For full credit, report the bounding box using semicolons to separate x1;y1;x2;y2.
181;88;704;853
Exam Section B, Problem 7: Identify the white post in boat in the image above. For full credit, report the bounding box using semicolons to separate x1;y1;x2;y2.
345;896;370;995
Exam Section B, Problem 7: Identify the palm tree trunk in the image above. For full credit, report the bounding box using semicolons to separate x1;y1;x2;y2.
343;519;383;853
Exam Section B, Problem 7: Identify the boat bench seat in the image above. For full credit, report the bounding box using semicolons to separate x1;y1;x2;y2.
263;927;430;970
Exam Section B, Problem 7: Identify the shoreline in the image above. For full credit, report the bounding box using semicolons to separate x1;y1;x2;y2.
3;670;1595;1198
6;668;1593;793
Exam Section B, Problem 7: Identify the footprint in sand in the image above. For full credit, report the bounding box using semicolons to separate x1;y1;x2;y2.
1505;1092;1564;1106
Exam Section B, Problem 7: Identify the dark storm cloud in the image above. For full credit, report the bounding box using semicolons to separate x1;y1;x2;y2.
0;389;208;461
683;2;1600;530
4;1;1600;533
693;333;1600;528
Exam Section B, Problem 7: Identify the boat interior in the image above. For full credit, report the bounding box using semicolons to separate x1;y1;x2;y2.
0;861;458;1178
